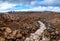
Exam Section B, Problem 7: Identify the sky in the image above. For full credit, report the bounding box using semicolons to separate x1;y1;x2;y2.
0;0;60;12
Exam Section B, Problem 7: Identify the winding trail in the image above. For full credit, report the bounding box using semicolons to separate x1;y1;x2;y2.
25;21;47;41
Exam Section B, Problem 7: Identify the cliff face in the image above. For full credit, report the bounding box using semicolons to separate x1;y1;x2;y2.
0;12;60;41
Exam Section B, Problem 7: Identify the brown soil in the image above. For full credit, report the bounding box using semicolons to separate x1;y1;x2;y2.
0;12;60;41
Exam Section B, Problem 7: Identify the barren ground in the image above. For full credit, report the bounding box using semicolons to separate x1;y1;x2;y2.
0;12;60;41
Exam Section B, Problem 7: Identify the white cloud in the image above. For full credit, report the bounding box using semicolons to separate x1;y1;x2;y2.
43;0;55;3
30;1;37;5
0;2;16;10
41;0;59;5
15;6;60;12
0;0;60;12
30;0;60;6
30;6;60;12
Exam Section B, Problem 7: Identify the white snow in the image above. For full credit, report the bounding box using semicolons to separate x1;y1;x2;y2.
25;21;47;41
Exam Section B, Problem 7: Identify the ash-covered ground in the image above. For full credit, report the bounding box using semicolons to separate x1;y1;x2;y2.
0;12;60;41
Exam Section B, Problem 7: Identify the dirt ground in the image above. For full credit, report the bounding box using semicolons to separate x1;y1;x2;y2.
0;12;60;41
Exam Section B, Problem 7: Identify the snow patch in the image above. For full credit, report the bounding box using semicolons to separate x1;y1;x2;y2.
25;21;47;41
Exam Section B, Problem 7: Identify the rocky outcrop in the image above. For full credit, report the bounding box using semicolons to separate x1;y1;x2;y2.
0;14;40;41
0;12;60;41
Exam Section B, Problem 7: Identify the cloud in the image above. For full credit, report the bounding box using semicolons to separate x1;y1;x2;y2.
0;0;60;6
0;0;60;12
30;0;60;6
0;0;35;4
30;1;37;5
39;0;60;6
0;2;16;10
0;6;60;12
14;6;60;12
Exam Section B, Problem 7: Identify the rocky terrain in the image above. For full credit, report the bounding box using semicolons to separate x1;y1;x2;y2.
0;12;60;41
